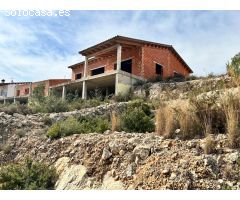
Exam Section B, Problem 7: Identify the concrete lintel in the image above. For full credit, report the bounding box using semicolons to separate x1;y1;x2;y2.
87;44;119;58
50;70;145;91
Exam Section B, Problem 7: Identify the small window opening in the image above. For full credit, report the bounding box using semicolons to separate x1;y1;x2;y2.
75;73;82;80
156;64;163;76
91;67;105;76
114;59;132;73
25;88;29;95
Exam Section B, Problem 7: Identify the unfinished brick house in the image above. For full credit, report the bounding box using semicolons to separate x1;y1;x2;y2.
51;36;193;99
0;79;70;104
17;79;71;97
0;80;31;104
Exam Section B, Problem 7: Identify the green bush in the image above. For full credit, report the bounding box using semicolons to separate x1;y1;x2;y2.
0;159;57;190
47;116;110;139
32;84;45;102
68;98;103;111
44;96;68;113
29;96;68;113
60;117;81;137
94;118;109;133
78;116;110;133
127;99;152;116
120;107;154;133
227;53;240;78
118;99;154;133
0;103;33;115
46;123;61;139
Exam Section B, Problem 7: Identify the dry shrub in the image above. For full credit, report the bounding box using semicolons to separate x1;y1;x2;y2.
202;109;216;154
176;108;203;140
111;111;120;131
155;105;176;138
190;94;225;134
155;108;164;135
15;129;25;138
2;144;12;154
204;134;216;154
222;95;240;148
155;100;203;139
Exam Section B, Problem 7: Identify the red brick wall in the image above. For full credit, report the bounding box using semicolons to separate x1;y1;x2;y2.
142;45;190;79
169;51;189;77
32;79;70;96
17;79;70;97
32;80;50;96
72;45;190;81
72;66;84;80
17;83;31;96
49;79;70;86
142;45;170;79
71;47;142;80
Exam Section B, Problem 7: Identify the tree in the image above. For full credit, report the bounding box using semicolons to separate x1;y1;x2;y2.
32;84;45;102
227;52;240;85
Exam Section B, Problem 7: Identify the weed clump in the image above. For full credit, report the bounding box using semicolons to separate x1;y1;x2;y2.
0;158;57;190
120;100;154;133
47;116;110;139
155;105;176;138
222;95;240;148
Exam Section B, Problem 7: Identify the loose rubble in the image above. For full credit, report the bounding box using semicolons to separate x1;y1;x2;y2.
0;76;240;190
133;75;234;100
0;121;239;189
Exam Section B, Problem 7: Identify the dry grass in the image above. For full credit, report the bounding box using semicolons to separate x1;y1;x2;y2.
203;122;216;154
222;95;240;148
204;135;216;154
155;108;164;135
155;105;175;138
176;107;203;140
111;111;120;132
155;100;204;139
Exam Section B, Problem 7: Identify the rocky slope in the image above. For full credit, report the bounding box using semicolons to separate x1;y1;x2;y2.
0;120;239;190
0;76;240;190
133;75;235;100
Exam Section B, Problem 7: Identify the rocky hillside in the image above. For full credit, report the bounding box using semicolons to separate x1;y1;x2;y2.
133;75;235;100
0;111;239;190
0;75;240;190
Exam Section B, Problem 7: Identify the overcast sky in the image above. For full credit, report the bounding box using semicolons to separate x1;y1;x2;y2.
0;10;239;82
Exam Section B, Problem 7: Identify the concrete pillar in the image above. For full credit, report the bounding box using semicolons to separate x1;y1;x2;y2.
14;85;17;104
115;44;122;96
116;44;122;71
83;56;88;78
29;83;32;99
62;85;66;100
82;81;87;99
115;74;119;96
82;56;88;99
